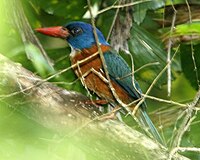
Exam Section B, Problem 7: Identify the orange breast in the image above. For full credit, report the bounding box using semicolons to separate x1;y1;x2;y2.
70;45;133;105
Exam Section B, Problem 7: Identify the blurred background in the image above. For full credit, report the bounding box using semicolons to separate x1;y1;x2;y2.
0;0;200;159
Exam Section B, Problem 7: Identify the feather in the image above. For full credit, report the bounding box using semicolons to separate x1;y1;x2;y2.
104;50;164;145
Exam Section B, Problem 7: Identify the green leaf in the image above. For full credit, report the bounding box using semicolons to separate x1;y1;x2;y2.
128;23;168;86
133;2;148;25
175;22;200;36
25;43;55;76
133;0;165;24
33;0;86;19
180;44;200;90
159;22;200;37
165;0;200;5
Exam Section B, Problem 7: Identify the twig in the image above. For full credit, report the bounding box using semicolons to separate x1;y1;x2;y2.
135;62;160;73
185;0;200;87
106;0;121;41
169;88;200;158
189;88;200;107
116;62;160;80
169;114;196;160
97;0;150;15
169;109;186;147
167;4;177;97
176;147;200;153
0;51;99;99
143;94;187;107
87;0;131;113
132;45;180;115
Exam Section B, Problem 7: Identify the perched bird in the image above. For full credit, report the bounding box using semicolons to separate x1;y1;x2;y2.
36;21;163;144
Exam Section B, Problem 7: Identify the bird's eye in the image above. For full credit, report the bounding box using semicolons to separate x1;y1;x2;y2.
70;27;83;36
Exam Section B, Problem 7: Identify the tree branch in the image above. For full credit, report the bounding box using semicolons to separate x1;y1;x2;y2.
0;54;190;160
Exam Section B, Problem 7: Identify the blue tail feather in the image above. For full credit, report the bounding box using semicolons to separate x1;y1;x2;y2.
138;109;164;145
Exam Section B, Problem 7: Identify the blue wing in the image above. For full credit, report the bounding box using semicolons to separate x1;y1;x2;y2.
103;50;144;104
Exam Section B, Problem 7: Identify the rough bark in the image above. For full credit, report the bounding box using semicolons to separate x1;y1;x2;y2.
0;54;190;160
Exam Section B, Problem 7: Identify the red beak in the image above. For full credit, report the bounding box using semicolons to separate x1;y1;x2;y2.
35;26;69;38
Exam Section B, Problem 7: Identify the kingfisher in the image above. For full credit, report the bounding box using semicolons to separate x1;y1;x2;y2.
36;21;163;144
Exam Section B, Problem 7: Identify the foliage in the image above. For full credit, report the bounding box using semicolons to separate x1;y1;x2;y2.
0;0;200;159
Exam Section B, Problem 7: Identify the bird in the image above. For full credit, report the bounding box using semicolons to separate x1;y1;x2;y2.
36;21;164;144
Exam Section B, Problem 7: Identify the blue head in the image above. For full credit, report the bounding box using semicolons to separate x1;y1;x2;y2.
36;21;109;50
63;22;109;50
